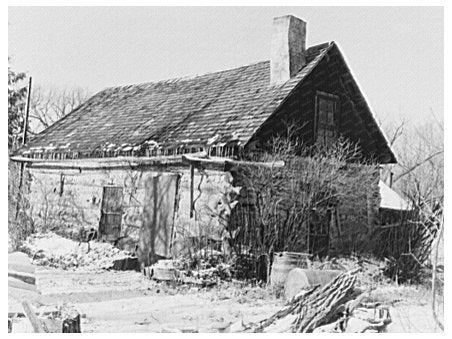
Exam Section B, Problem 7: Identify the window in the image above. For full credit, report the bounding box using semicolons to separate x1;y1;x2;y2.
315;92;339;146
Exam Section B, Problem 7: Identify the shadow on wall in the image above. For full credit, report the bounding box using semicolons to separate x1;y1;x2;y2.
171;169;241;259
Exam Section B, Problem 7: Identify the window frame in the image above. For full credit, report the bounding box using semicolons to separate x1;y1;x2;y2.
314;91;340;146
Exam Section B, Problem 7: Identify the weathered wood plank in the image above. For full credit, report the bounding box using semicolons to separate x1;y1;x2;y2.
21;302;46;333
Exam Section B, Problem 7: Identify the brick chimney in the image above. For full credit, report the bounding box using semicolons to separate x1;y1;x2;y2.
270;15;307;85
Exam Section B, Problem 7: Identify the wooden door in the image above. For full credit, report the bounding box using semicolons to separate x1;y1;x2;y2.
308;209;331;257
138;174;179;265
99;186;123;242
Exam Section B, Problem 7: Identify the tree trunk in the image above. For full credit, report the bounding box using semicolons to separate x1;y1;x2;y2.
431;218;443;331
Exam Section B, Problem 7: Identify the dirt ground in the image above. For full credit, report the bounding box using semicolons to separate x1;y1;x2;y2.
9;266;444;333
10;267;281;333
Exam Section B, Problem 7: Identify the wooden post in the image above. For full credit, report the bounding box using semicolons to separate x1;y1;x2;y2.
190;163;194;218
15;77;32;220
22;77;32;145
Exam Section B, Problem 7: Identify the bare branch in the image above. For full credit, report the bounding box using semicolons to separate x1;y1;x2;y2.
29;86;91;133
393;150;443;184
388;118;406;147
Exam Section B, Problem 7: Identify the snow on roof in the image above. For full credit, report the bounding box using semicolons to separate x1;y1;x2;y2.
379;180;411;211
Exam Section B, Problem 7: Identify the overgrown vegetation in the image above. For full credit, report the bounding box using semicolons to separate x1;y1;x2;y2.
8;62;91;250
8;65;33;250
378;116;443;286
8;161;34;251
227;131;380;281
8;65;28;151
379;115;443;328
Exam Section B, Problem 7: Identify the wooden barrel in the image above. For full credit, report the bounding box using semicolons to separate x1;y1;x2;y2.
270;252;310;287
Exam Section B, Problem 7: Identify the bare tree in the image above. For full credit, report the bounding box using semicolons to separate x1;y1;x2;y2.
29;87;90;134
381;112;443;327
391;117;443;198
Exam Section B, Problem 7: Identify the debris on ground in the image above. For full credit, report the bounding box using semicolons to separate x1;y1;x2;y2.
146;258;233;288
235;269;391;333
35;302;81;333
142;247;234;287
182;262;232;285
10;302;81;333
20;232;135;271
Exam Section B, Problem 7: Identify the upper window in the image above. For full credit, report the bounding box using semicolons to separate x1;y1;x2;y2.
315;92;339;146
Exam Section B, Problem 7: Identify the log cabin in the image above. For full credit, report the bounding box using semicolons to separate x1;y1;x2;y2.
12;15;396;264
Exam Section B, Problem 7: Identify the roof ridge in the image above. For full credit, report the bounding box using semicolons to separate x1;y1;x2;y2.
104;42;333;92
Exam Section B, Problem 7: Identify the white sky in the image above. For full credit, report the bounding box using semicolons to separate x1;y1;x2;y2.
8;6;444;127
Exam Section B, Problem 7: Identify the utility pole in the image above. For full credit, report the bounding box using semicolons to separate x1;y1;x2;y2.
15;76;32;220
22;77;32;145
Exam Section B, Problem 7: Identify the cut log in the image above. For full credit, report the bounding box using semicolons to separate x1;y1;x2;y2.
247;269;360;333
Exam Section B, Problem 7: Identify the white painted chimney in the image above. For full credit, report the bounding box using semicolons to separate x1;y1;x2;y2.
270;15;307;85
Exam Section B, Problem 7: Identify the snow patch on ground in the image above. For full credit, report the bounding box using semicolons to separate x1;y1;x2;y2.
21;232;134;271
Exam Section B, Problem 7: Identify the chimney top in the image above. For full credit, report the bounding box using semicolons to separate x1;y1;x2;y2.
270;15;307;85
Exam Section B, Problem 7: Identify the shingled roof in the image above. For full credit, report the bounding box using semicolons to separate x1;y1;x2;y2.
16;41;395;163
17;43;332;158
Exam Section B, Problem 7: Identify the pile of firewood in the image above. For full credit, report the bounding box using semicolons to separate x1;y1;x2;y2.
239;269;391;333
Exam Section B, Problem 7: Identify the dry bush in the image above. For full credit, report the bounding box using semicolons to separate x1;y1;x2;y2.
8;161;35;251
378;116;443;285
229;132;379;281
